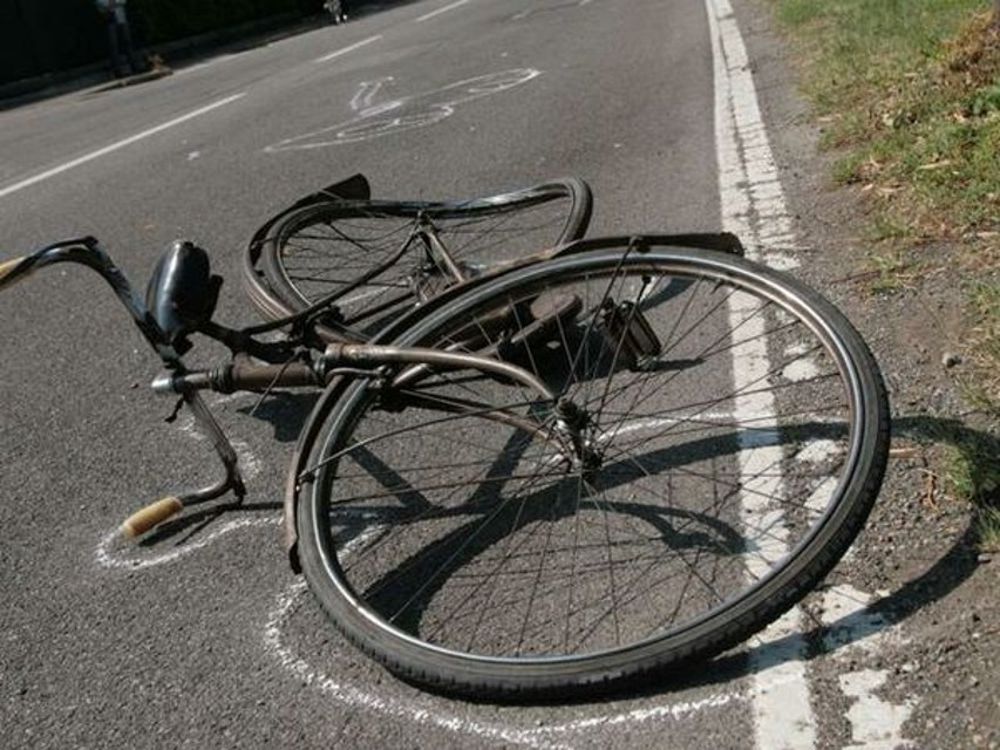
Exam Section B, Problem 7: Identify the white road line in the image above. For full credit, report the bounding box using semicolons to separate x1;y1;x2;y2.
820;585;914;748
705;0;816;748
0;93;246;200
176;53;237;75
315;34;382;62
416;0;470;22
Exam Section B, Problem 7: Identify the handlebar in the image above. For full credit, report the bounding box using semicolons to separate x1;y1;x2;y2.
152;359;324;394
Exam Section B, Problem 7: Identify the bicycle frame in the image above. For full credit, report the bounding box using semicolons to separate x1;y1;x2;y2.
0;220;747;547
0;234;574;541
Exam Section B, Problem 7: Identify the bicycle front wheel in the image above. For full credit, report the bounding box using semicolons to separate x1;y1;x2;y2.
247;178;592;340
295;238;889;697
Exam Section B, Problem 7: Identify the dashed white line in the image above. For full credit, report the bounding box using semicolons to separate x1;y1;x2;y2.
416;0;470;22
0;93;246;199
176;53;237;75
315;34;383;62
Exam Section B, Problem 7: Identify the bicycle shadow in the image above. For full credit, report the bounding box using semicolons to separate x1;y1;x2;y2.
124;384;997;705
237;391;321;443
582;415;995;703
325;413;997;704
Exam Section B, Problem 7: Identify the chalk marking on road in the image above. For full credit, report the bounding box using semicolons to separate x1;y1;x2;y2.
176;412;263;482
416;0;470;23
265;68;540;151
315;35;383;63
95;516;280;571
0;93;246;200
350;77;394;112
264;555;745;749
94;388;273;571
706;0;815;747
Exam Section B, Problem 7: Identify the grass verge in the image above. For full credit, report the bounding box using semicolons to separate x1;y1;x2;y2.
769;0;1000;538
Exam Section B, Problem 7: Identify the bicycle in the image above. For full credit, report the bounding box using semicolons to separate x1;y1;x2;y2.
0;174;889;698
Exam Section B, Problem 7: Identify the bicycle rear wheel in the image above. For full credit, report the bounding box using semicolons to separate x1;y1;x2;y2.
246;178;592;341
294;239;889;697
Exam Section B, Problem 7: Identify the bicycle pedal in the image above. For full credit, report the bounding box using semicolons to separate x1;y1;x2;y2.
121;496;184;538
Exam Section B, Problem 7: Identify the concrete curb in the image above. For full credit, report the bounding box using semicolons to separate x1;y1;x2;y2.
0;12;317;108
88;67;175;95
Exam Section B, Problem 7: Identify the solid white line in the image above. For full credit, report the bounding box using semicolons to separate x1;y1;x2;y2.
315;34;382;62
0;93;246;199
416;0;470;22
705;0;816;747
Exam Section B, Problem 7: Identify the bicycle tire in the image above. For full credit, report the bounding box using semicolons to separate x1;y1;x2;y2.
246;177;592;341
294;239;889;697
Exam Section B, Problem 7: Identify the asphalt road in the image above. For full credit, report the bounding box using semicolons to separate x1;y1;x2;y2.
0;1;908;748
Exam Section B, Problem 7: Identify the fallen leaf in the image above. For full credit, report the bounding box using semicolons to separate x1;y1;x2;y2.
917;160;953;171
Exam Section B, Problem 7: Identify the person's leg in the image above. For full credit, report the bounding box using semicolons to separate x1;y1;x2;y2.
106;16;127;77
118;17;142;73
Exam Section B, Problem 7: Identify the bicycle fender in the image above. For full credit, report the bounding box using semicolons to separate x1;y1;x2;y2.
250;173;372;249
284;374;353;573
551;233;746;258
244;174;372;321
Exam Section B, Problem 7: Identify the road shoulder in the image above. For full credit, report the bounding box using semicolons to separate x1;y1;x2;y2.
731;0;1000;746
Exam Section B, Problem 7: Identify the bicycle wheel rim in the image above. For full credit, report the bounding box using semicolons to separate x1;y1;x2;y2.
298;244;887;689
257;179;592;339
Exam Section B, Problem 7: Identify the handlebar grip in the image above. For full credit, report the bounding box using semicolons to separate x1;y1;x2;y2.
121;496;184;538
0;256;28;287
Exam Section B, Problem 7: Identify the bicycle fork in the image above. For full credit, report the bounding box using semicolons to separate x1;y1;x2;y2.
0;237;249;538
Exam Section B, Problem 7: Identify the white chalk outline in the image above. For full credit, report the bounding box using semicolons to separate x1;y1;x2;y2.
264;68;541;151
264;576;744;749
95;390;272;571
96;516;281;571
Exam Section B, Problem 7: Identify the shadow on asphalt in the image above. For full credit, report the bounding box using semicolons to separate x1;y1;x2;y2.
136;406;999;706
